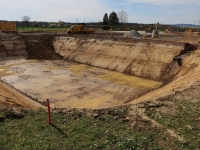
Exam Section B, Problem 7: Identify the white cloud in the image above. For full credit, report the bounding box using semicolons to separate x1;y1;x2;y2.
128;0;200;5
0;0;199;24
0;0;109;22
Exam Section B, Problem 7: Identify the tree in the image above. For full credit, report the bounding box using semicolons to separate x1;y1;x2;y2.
118;10;128;23
109;11;119;26
22;16;30;27
58;20;65;27
32;21;39;27
49;22;56;28
102;13;109;30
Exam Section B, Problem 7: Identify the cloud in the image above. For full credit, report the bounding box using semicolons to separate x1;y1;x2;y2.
0;0;109;22
127;0;200;5
0;0;199;24
136;6;147;8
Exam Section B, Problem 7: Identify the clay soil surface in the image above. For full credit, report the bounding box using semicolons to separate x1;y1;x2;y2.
0;81;43;109
0;59;161;109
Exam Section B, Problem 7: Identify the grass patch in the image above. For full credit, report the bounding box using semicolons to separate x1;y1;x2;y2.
17;26;69;31
145;99;200;149
0;109;174;149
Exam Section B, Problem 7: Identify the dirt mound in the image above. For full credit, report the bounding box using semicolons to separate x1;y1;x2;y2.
23;35;63;60
123;30;143;38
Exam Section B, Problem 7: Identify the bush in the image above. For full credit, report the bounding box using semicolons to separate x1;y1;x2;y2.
49;24;56;28
32;21;39;27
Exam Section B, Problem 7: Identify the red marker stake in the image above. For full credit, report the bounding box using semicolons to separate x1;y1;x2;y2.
47;99;51;125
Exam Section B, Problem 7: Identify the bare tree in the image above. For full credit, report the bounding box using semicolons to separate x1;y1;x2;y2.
22;16;30;26
118;10;128;23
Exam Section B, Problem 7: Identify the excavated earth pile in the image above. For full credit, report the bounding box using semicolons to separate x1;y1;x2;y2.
123;30;143;38
0;32;200;109
23;35;63;60
0;33;27;61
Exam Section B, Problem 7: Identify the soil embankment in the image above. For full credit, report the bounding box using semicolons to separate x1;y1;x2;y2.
0;33;200;109
53;36;183;82
0;33;27;61
53;36;200;104
0;81;43;109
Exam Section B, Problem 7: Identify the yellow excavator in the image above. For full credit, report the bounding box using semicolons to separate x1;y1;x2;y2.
67;23;95;34
0;22;17;32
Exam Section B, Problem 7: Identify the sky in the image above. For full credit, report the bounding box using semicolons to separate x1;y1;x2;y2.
0;0;200;24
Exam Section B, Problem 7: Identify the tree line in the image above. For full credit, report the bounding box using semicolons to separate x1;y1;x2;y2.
21;10;128;28
102;10;128;29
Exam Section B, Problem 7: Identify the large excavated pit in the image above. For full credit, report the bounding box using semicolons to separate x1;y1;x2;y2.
0;32;200;109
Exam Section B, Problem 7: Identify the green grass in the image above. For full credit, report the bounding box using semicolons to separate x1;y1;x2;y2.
0;109;173;150
17;26;69;31
1;101;199;149
145;99;200;149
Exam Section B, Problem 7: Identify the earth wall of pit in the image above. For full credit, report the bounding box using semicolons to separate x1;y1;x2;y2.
53;36;200;104
0;33;184;84
53;36;184;83
1;33;200;107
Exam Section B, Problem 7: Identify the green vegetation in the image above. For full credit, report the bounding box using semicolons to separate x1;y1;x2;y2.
108;11;119;26
17;26;69;31
0;108;174;149
1;91;199;149
32;21;39;27
102;13;109;30
146;99;200;149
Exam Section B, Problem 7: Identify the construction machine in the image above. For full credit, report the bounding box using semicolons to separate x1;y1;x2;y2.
0;22;17;32
67;23;95;34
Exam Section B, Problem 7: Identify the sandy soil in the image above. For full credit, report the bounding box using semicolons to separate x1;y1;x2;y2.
0;80;43;109
0;32;200;110
0;59;161;109
131;49;200;104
